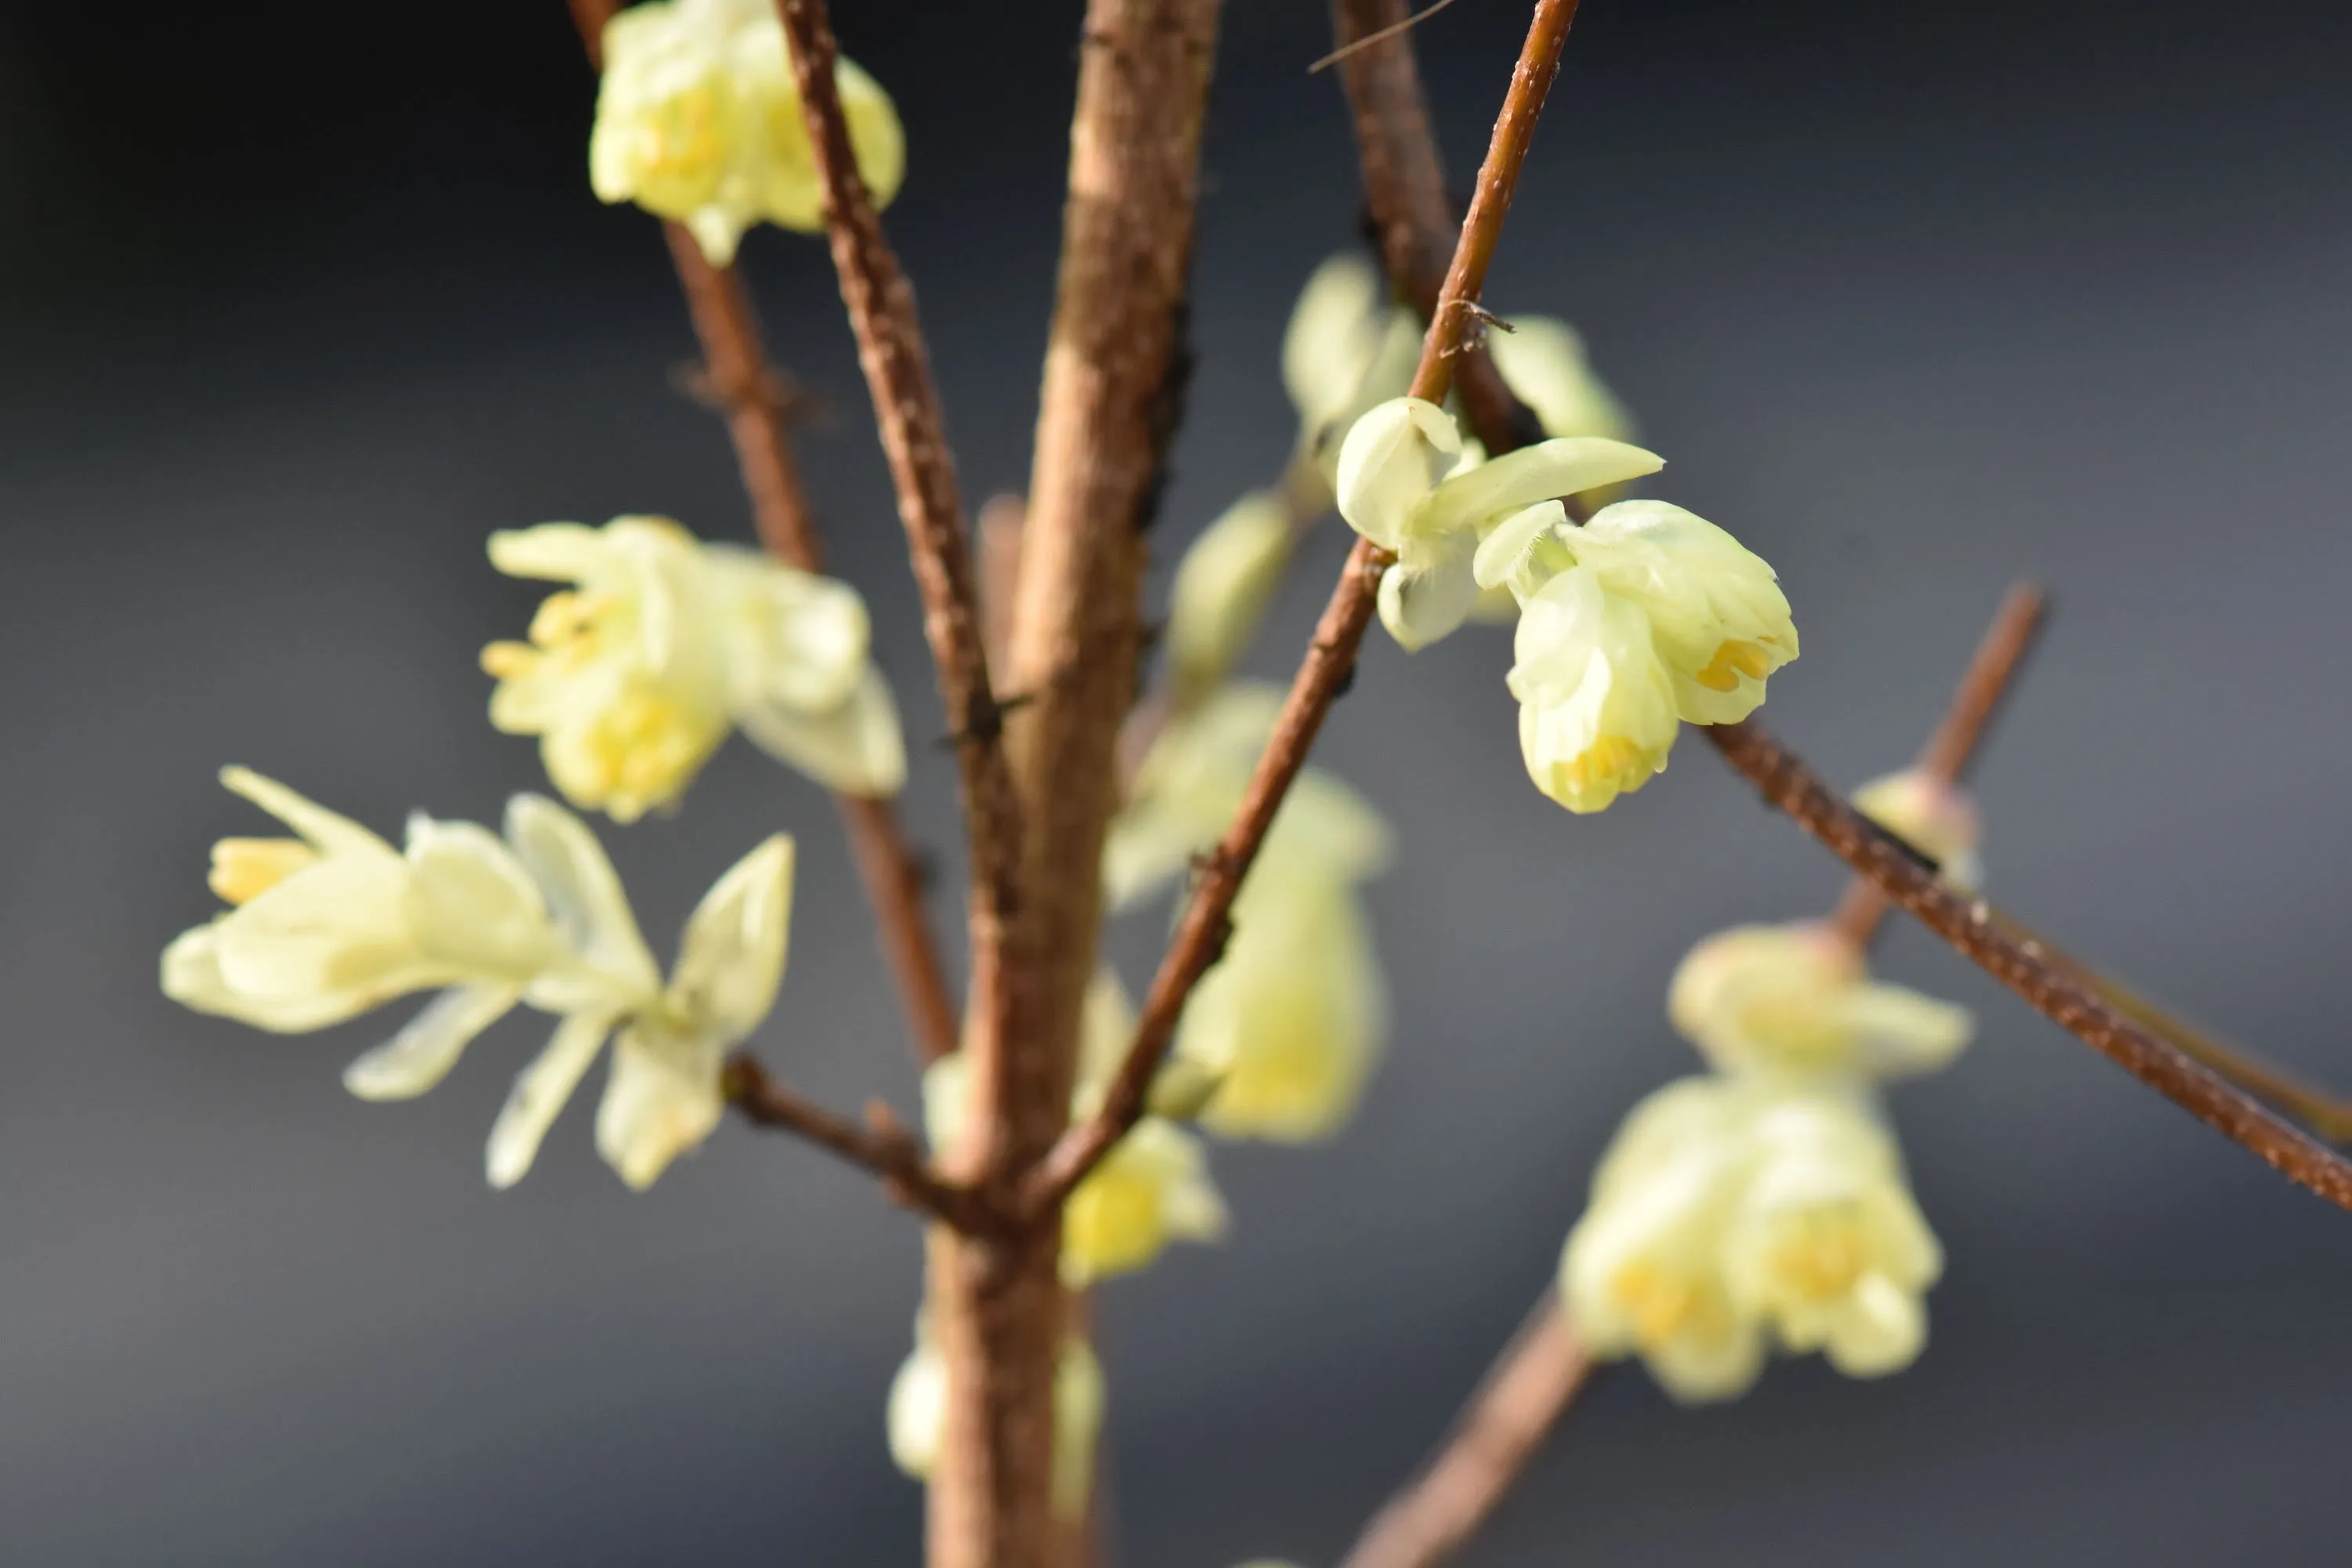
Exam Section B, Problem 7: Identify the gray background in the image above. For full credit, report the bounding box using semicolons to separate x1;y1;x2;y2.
4;0;2350;1562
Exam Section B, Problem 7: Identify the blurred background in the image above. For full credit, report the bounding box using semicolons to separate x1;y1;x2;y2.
5;0;2350;1561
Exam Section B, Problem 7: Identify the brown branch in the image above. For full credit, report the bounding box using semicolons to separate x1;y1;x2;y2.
1338;1290;1595;1568
1830;581;2048;948
1704;717;2352;1213
773;0;1027;1054
1028;0;1586;1217
1330;0;1548;467
565;0;958;1068
721;1054;994;1232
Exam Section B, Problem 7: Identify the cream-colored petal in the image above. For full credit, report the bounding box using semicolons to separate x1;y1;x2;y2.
595;1025;728;1189
1486;314;1635;442
1374;529;1480;652
734;666;908;797
1844;984;1973;1078
1420;437;1662;537
1469;500;1568;591
343;982;524;1102
486;523;611;583
1334;397;1458;551
401;815;560;976
503;794;662;1000
1823;1274;1928;1377
162;924;374;1033
485;1009;615;1189
669;834;794;1044
886;1333;948;1480
1051;1338;1106;1523
218;768;394;859
1282;253;1384;424
1164;491;1294;699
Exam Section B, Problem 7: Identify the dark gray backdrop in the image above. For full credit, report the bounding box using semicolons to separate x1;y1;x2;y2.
4;1;2350;1562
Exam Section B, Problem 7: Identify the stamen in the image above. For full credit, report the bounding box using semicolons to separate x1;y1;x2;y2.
209;838;320;906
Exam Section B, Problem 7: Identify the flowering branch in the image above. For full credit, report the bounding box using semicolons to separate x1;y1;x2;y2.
721;1056;994;1233
1338;1288;1593;1568
772;0;1028;1036
1026;0;1586;1217
1830;581;2048;949
564;0;958;1073
1704;718;2352;1212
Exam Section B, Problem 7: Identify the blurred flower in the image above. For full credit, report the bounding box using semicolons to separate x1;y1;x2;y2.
1163;491;1294;705
1507;568;1682;814
1668;922;1972;1082
888;1319;1105;1519
1486;314;1635;445
1104;686;1392;1139
1854;768;1983;889
1335;397;1662;652
590;0;903;264
1281;254;1422;496
483;516;904;822
1563;1076;1941;1400
162;771;794;1189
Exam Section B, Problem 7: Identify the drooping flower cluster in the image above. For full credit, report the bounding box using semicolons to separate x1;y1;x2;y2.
162;770;794;1189
482;516;906;822
924;971;1229;1288
589;0;905;264
1563;792;1980;1401
1107;686;1392;1142
1334;397;1798;813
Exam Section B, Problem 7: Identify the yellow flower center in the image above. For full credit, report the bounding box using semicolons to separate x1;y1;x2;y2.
1763;1211;1868;1301
552;681;724;821
1693;637;1777;693
636;85;733;199
1561;733;1651;795
208;837;320;906
481;590;628;684
1610;1260;1730;1351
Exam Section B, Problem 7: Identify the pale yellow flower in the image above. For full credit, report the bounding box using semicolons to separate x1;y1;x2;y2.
484;516;904;822
162;771;794;1189
1564;1076;1943;1399
888;1320;1105;1519
1163;491;1294;705
1668;922;1972;1081
1722;1091;1941;1377
590;0;903;264
1103;687;1392;1138
1854;768;1983;889
1281;254;1422;494
1334;397;1663;652
1486;314;1635;445
1507;568;1682;814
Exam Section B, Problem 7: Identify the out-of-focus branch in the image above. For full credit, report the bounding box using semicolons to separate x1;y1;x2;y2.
773;0;1027;1068
721;1055;991;1232
566;0;957;1068
1338;1288;1595;1568
1329;0;1547;465
1029;0;1587;1217
1830;581;2048;949
1705;717;2352;1213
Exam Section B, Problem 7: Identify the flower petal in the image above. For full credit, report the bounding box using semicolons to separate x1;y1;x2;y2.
503;794;661;998
485;1009;615;1189
1470;500;1567;590
218;768;394;859
1374;528;1479;652
487;523;610;583
1421;437;1663;536
595;1024;728;1189
344;982;524;1101
669;834;794;1044
1334;397;1458;550
735;666;908;797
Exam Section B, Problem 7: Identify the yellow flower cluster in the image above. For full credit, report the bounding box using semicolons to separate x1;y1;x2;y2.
482;516;905;822
162;770;794;1189
589;0;904;263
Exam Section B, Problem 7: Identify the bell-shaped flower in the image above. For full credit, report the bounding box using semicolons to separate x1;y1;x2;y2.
1668;922;1972;1081
484;516;904;822
162;771;796;1189
925;989;1229;1287
889;1317;1105;1519
1486;314;1635;445
590;0;903;265
1854;768;1983;889
1563;1076;1769;1402
1506;568;1682;814
1722;1091;1941;1377
1280;254;1422;495
1163;491;1295;706
1335;397;1663;652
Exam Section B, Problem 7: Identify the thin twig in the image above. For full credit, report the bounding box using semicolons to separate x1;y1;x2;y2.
1029;0;1586;1218
774;0;1027;1054
565;0;959;1068
1338;1289;1595;1568
1705;718;2352;1213
722;1054;994;1232
1830;581;2048;949
1309;0;1465;74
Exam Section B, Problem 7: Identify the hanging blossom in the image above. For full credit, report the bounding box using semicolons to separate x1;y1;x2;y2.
482;516;906;823
1854;767;1983;888
161;769;793;1189
1105;685;1392;1141
1334;396;1665;654
888;1316;1106;1519
1460;470;1798;812
589;0;905;265
924;971;1229;1288
1163;492;1295;707
1282;254;1425;499
1670;921;1974;1082
1563;1075;1943;1401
